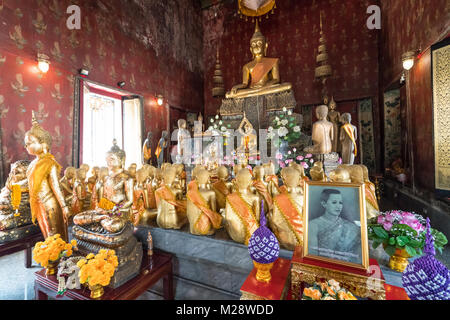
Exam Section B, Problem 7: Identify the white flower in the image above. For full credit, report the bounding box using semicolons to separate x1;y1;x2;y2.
221;126;226;131
208;126;213;131
293;126;300;132
210;118;214;123
281;119;288;126
215;115;219;119
278;126;288;137
288;110;292;115
268;126;273;132
282;107;287;112
275;116;279;121
277;121;281;126
267;131;275;139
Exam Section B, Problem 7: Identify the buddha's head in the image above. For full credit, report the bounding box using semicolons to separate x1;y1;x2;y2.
154;168;163;180
76;168;86;181
163;167;176;186
289;162;305;177
329;168;351;183
236;168;253;190
218;166;229;180
64;167;76;180
341;112;351;124
161;130;169;139
80;164;90;174
191;165;203;181
253;165;265;180
312;161;323;171
106;139;126;169
329;96;337;111
99;167;109;181
7;160;30;185
281;167;300;189
196;168;210;185
244;122;253;134
175;163;184;175
178;119;187;130
161;162;172;173
136;168;147;184
24;111;52;156
315;105;329;120
146;131;152;140
348;165;364;184
128;163;137;178
91;166;100;178
250;21;267;58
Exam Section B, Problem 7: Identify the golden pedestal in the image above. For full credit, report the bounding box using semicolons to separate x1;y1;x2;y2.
290;247;386;300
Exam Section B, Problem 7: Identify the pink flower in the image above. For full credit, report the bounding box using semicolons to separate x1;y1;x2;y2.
297;155;304;161
276;153;283;160
306;154;313;158
385;213;395;222
285;160;290;164
293;148;297;152
409;221;424;233
279;162;285;168
301;162;308;169
377;215;385;224
383;222;393;231
338;157;342;164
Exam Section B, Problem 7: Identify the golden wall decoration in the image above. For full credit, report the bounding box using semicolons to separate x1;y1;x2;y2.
432;42;450;191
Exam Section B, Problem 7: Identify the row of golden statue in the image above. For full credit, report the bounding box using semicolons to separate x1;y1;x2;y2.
0;112;379;255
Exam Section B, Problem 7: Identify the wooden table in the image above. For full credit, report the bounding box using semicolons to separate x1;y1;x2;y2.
0;231;43;268
34;250;174;300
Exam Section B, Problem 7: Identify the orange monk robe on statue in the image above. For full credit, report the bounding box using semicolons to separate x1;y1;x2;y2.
145;181;157;209
365;181;379;219
187;186;222;235
272;193;303;250
225;193;259;245
265;174;281;196
342;123;357;157
212;180;232;210
143;143;151;163
132;188;146;225
250;58;279;87
155;185;187;215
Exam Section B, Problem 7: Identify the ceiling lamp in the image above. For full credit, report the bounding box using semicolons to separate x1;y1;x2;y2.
157;95;164;106
402;51;416;71
37;53;50;73
238;0;276;20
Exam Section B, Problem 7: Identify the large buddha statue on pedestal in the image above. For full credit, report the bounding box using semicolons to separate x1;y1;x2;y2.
226;21;291;99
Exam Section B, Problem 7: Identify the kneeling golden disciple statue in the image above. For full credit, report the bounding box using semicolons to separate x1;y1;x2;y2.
187;169;222;235
155;167;187;229
212;166;233;211
270;167;304;250
226;21;291;99
224;168;260;245
25;112;70;241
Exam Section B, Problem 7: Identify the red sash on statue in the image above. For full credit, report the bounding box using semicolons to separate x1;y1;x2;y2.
342;123;357;157
250;58;278;86
187;187;222;234
273;193;303;245
226;192;259;244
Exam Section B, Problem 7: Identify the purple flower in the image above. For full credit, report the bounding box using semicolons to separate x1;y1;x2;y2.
385;213;395;222
377;215;385;224
383;222;393;231
338;157;342;164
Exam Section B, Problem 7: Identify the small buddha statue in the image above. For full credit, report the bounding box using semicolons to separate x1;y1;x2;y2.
90;167;108;210
155;167;187;229
173;163;186;192
212;166;233;211
161;162;172;173
252;166;273;213
126;163;137;181
224;168;260;245
24;112;69;241
347;165;378;220
142;132;153;165
152;168;163;190
155;131;169;168
71;168;88;215
60;166;76;204
270;167;304;250
0;160;33;236
310;161;327;181
79;163;90;175
87;166;99;194
327;96;341;153
187;169;222;235
263;162;281;197
288;162;309;190
236;113;258;162
226;21;292;99
132;168;154;226
72;140;134;239
303;105;334;155
176;119;191;164
144;165;157;210
340;113;357;165
357;164;379;219
329;167;351;183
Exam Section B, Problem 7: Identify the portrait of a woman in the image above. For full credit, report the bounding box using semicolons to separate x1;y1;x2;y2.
308;188;361;264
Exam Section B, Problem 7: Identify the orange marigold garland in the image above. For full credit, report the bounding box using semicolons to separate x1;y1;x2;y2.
33;234;77;268
10;184;22;217
302;279;357;300
77;249;118;287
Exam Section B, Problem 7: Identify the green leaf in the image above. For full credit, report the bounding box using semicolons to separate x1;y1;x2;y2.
408;239;421;247
405;245;418;257
373;226;389;240
390;224;417;237
396;236;410;246
372;240;382;249
436;246;443;255
431;229;448;247
389;237;396;245
384;245;396;256
416;247;422;256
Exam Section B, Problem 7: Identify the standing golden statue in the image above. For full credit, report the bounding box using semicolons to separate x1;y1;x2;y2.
270;167;304;250
226;21;291;99
340;113;358;165
304;105;334;155
327;97;341;153
186;169;222;235
24;112;69;241
224;168;260;245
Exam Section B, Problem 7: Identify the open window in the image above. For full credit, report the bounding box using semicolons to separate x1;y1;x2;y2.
73;78;144;169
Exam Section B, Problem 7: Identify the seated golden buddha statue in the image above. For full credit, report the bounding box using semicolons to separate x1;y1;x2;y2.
72;139;135;247
143;165;157;210
235;113;258;163
60;166;76;204
0;160;40;243
310;161;327;182
224;168;260;245
173;163;187;192
132;168;155;226
187;169;222;235
329;167;351;183
212;166;233;211
288;162;309;190
270;167;304;250
346;165;378;220
71;168;88;216
155;167;187;229
252;165;273;213
304;105;334;155
87;166;99;193
225;21;291;99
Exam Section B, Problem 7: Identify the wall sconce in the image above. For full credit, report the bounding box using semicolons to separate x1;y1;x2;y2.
37;53;50;73
402;51;416;71
117;81;126;88
156;95;164;106
79;68;89;77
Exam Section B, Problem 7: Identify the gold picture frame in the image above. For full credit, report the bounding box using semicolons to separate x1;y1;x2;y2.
303;181;369;270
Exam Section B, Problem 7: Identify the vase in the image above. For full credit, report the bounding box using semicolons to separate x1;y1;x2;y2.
45;259;59;276
253;261;274;283
89;284;104;299
388;248;411;272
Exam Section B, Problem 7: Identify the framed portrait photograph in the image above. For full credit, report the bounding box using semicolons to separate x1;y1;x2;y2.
303;181;369;270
